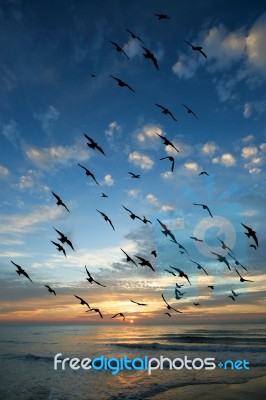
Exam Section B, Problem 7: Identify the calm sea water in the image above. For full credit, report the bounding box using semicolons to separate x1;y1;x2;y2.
1;323;266;399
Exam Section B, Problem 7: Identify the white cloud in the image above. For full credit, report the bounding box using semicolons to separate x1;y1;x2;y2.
0;205;64;234
34;105;60;134
184;162;199;172
1;119;20;148
105;121;121;139
0;165;9;177
126;189;140;198
136;124;163;146
17;171;34;189
103;174;114;186
123;38;142;58
248;168;261;174
128;151;154;170
243;102;252;118
201;142;219;155
246;12;266;75
160;171;172;180
26;142;89;169
241;146;258;159
212;153;236;167
146;194;176;212
242;135;254;143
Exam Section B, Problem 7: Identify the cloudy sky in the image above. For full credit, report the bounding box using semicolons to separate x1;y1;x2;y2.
0;0;265;324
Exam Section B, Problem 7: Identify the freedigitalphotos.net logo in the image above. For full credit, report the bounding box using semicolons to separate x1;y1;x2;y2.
54;353;250;375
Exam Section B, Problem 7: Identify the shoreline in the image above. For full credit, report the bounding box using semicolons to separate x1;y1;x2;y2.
145;375;266;400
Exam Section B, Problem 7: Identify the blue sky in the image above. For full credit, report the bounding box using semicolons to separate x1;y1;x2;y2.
0;0;265;324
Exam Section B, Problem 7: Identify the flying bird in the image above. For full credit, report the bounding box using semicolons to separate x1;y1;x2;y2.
112;313;125;321
74;295;90;309
217;237;234;254
176;283;184;289
198;171;209;176
170;267;191;285
154;13;170;20
228;295;236;301
101;193;108;198
141;46;159;70
51;192;70;212
78;163;99;185
235;269;254;283
135;256;155;272
175;288;186;296
120;248;138;267
193;203;213;218
165;269;176;276
122;205;142;221
53;228;75;251
44;285;56;296
155;104;177;121
157;218;177;243
211;252;231;270
170;240;189;255
51;241;67;257
228;253;248;271
87;308;103;318
190;236;203;242
184;41;207;58
162;294;182;313
85;266;106;287
142;216;152;224
126;29;143;43
130;300;147;306
160;156;175;172
11;260;33;283
155;132;179;153
84;133;106;156
250;244;257;250
241;223;259;247
231;289;239;297
128;172;140;179
109;41;129;59
164;312;171;317
151;250;157;257
190;259;208;275
182;104;198;119
208;285;215;290
96;210;115;231
194;303;200;306
110;75;135;92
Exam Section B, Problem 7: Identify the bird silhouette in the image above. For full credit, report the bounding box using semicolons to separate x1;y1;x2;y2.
176;283;184;288
190;259;208;275
51;192;70;212
101;193;108;198
53;228;75;251
198;171;209;176
122;205;142;221
190;236;203;242
170;267;191;285
249;244;257;250
193;203;213;218
228;253;248;271
228;295;236;301
130;300;147;306
184;41;207;58
110;75;135;92
154;13;170;20
128;172;140;179
164;312;171;317
87;308;103;318
74;295;90;309
151;250;157;257
165;268;176;276
175;288;186;296
44;285;56;295
85;266;106;287
235;269;254;283
241;223;259;247
126;29;143;43
155;132;179;153
162;294;182;313
211;252;231;270
142;216;152;224
112;313;125;321
170;240;189;255
155;104;177;121
11;260;33;283
231;289;239;297
51;241;67;257
157;218;177;243
109;41;129;59
194;303;200;306
217;237;234;254
120;248;138;267
78;163;99;185
208;285;215;290
84;133;106;156
141;46;159;70
160;156;175;172
182;104;198;119
135;256;155;271
96;210;115;230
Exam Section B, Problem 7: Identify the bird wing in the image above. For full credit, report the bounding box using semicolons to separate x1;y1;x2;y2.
78;163;87;171
85;266;91;278
155;103;164;110
171;158;174;172
94;279;106;287
90;173;99;185
62;202;70;212
206;206;213;218
66;239;75;251
112;313;119;318
23;271;33;282
53;227;64;237
52;191;60;201
169;141;179;153
202;267;208;275
84;133;94;144
251;232;259;247
107;217;115;231
123;205;132;214
184;40;193;47
161;293;169;306
199;49;207;58
95;144;106;156
98;310;103;318
169;111;177;121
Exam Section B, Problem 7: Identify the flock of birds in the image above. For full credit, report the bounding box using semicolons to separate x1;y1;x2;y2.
9;11;259;321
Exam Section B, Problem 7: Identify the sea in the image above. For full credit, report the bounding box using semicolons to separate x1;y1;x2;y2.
1;323;266;399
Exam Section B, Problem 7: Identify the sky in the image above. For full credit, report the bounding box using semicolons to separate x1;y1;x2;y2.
0;0;265;325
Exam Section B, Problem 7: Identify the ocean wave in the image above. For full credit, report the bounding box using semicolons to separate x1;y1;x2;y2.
2;353;54;362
